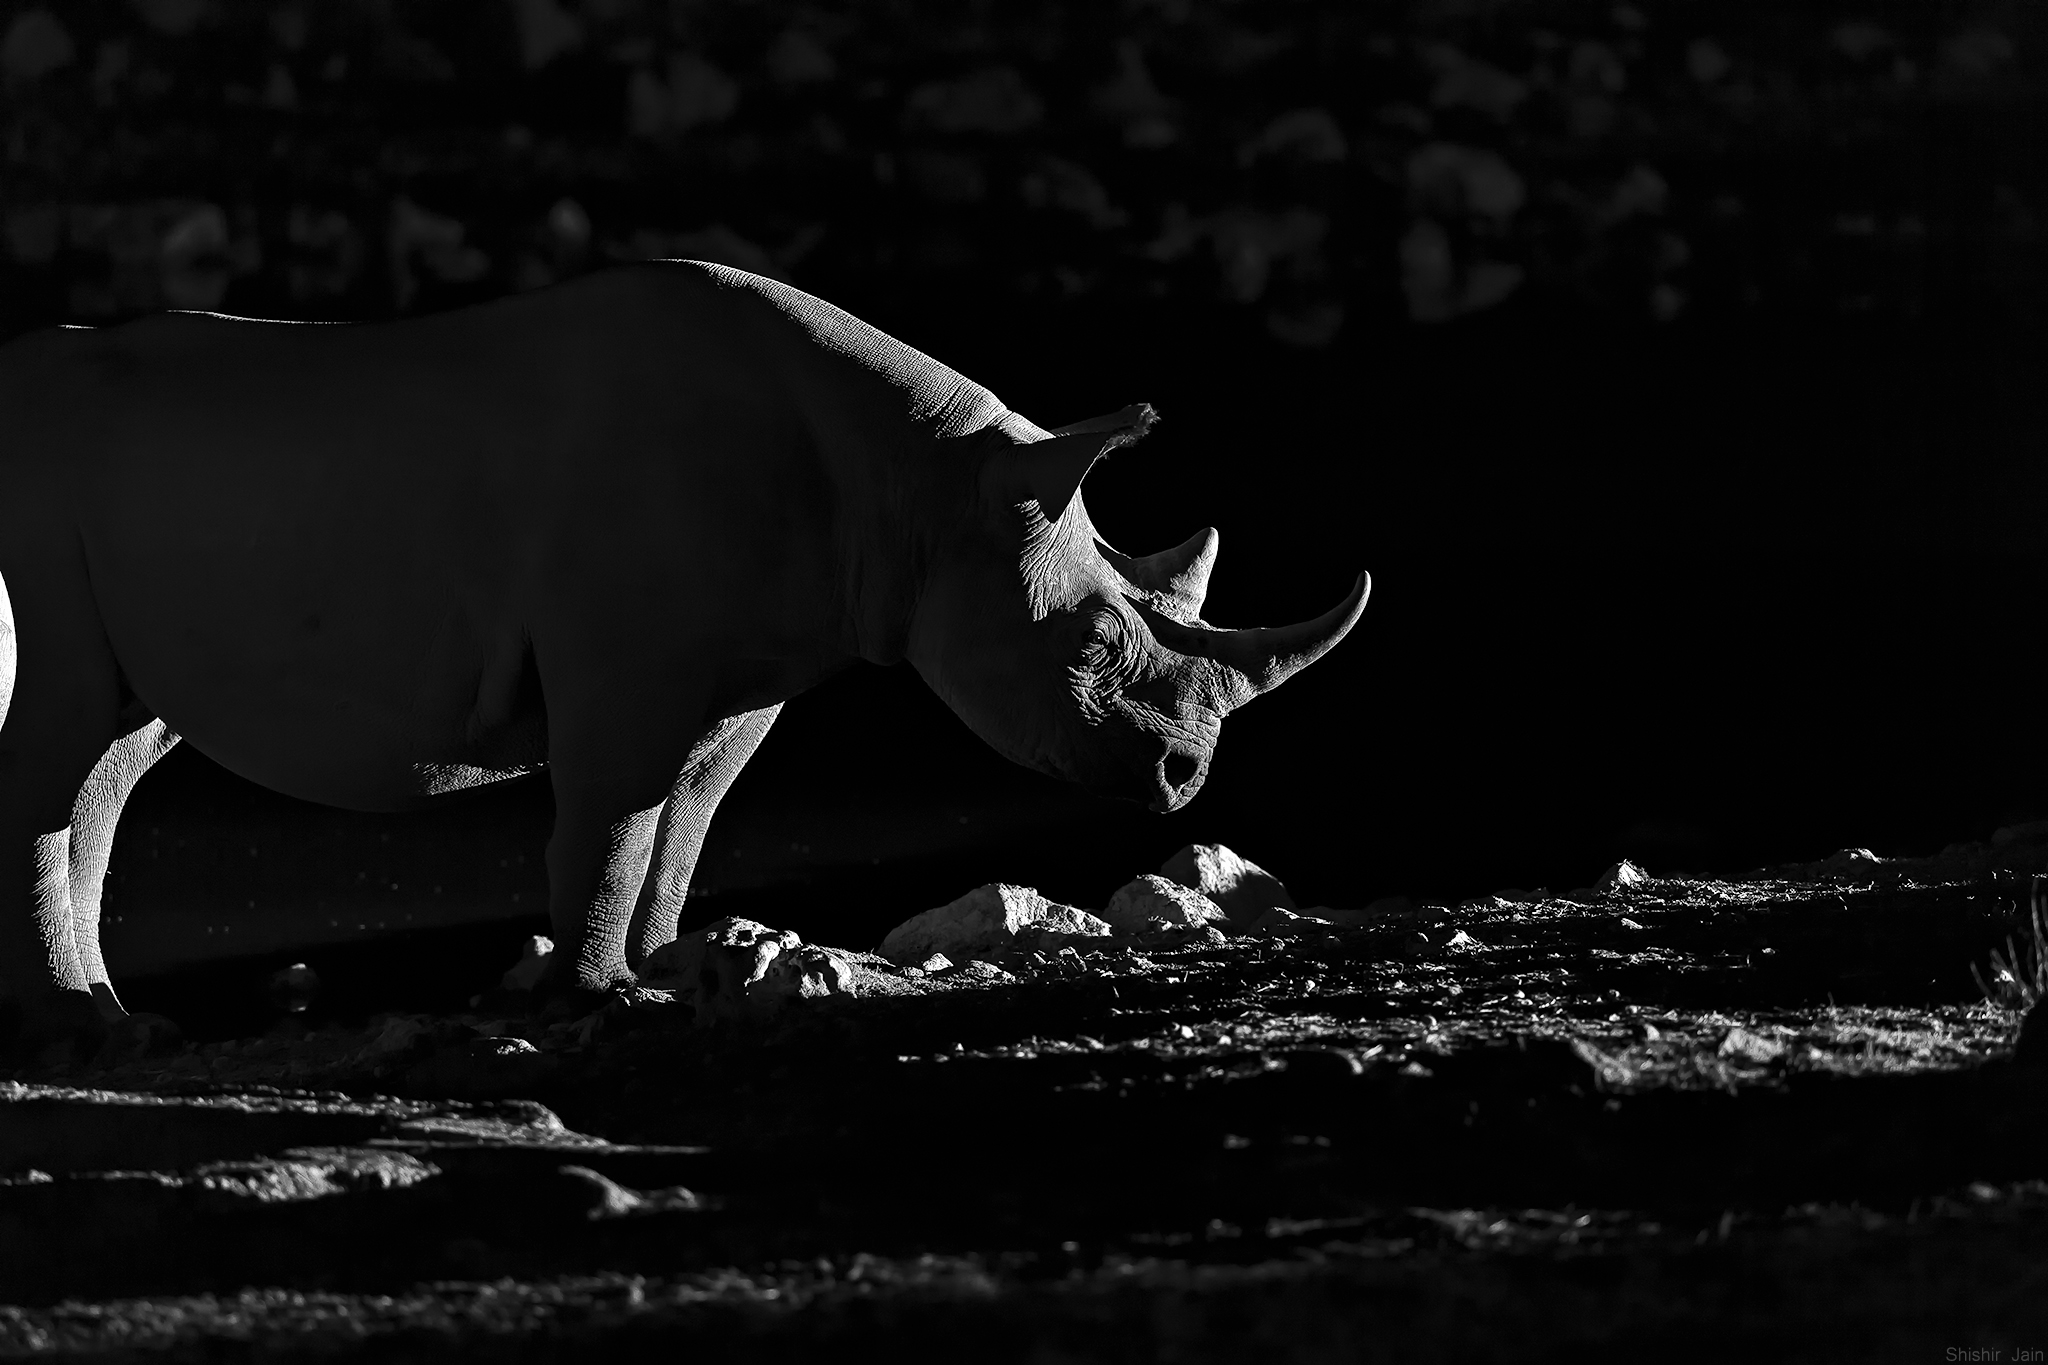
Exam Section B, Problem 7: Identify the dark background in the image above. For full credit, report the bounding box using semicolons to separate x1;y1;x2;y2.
1;0;2042;976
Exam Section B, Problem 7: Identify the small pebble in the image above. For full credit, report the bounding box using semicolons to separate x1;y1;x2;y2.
265;962;320;1014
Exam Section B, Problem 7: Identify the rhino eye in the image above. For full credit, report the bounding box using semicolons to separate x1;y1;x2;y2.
1069;608;1130;720
1076;609;1122;670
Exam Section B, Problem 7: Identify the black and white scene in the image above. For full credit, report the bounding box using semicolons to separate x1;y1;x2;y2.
0;0;2044;1358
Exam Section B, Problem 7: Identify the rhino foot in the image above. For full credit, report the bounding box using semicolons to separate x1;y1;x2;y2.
94;1011;184;1065
483;982;618;1031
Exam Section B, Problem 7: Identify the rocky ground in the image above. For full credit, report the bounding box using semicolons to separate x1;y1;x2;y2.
5;833;2048;1361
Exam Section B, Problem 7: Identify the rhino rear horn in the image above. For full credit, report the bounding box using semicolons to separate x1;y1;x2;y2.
1138;571;1371;711
1015;403;1158;520
1117;527;1219;617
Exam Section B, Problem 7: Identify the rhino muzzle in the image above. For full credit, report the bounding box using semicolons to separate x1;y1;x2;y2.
1125;572;1368;812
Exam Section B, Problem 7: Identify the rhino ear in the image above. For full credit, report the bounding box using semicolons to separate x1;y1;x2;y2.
1011;403;1159;520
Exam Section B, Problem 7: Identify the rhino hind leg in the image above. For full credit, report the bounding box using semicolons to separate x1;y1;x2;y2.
0;556;128;1053
67;718;182;1018
625;704;782;970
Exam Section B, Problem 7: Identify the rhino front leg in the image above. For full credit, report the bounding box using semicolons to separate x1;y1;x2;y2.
625;704;781;969
67;719;182;1018
544;791;667;992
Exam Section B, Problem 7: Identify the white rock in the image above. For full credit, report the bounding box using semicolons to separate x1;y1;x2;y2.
641;916;802;1023
642;919;890;1023
1249;906;1317;935
753;944;859;1007
877;884;1109;966
1100;874;1227;941
919;953;954;974
402;1035;556;1101
558;1164;704;1218
1718;1026;1785;1065
499;934;555;992
1596;859;1649;892
1159;844;1295;925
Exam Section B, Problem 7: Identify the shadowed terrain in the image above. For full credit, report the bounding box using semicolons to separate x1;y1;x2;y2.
3;2;2047;1357
7;829;2048;1360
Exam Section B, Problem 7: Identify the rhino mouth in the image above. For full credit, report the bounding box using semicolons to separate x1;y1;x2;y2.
1076;745;1204;812
1149;748;1206;813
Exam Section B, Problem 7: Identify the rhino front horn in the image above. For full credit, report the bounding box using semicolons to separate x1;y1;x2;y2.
1141;571;1371;711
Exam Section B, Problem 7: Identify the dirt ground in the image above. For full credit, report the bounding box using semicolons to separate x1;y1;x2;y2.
6;831;2048;1363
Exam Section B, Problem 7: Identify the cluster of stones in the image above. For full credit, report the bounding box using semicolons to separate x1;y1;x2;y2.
607;843;1314;1027
870;842;1305;968
478;847;1687;1035
525;845;1679;1029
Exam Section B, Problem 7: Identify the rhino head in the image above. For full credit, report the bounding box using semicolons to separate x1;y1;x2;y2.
908;404;1368;813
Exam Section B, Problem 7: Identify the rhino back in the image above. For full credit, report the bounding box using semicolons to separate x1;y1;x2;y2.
2;264;984;810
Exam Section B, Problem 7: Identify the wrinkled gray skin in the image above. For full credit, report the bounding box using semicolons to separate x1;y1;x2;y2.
0;262;1366;1050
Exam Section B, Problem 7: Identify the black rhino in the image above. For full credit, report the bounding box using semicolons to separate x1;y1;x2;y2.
0;262;1367;1050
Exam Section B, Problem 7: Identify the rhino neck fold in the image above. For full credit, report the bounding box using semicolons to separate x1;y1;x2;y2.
700;263;1036;673
828;404;1047;671
831;430;971;670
